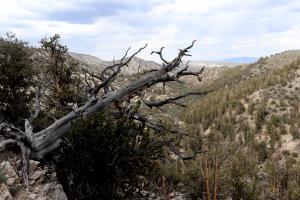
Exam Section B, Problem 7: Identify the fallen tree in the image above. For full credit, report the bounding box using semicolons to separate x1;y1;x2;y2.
0;39;207;189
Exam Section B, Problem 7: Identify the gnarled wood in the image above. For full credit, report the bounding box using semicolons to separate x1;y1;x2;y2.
18;141;30;190
2;41;207;164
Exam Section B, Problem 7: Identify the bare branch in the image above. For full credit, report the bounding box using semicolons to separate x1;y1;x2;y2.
130;113;173;133
169;146;205;166
25;74;47;142
122;113;204;165
82;68;103;82
31;84;43;121
18;141;30;190
141;91;212;108
0;122;9;131
120;47;131;63
139;68;159;75
114;112;200;140
11;125;26;135
0;122;28;141
27;41;206;158
117;112;205;164
46;113;58;122
0;139;17;151
177;65;205;82
92;44;148;96
151;47;169;65
163;40;197;72
32;69;51;120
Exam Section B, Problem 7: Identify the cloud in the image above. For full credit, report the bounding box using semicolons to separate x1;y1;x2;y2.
0;0;299;61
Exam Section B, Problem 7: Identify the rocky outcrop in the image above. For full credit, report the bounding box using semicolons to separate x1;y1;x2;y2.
0;152;67;200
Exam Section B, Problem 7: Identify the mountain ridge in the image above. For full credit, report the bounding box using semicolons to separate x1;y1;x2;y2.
217;56;258;64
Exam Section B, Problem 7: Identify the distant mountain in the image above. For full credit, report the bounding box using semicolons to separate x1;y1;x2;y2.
69;52;110;71
69;52;160;74
217;57;258;64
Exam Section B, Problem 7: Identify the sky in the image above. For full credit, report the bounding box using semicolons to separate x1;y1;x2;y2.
0;0;299;62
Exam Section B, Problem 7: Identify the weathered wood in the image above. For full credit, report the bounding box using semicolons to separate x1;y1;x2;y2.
18;142;30;190
2;41;205;162
0;139;17;151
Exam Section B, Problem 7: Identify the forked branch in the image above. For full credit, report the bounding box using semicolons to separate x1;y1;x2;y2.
141;91;212;108
15;41;206;160
92;44;148;96
151;47;169;65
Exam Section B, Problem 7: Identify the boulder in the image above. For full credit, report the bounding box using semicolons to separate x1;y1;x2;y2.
29;170;45;180
0;161;17;178
29;160;40;173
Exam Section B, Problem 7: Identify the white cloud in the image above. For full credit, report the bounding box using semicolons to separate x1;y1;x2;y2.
0;0;299;61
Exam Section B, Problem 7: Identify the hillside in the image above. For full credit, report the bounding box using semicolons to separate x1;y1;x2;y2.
217;56;258;64
70;49;300;199
2;40;300;200
172;50;300;199
241;50;300;80
70;52;242;76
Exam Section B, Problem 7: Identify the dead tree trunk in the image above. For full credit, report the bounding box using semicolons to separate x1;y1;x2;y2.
0;41;208;186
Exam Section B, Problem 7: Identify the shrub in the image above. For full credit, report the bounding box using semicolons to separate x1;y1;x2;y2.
0;33;34;123
255;142;269;162
290;125;299;140
289;184;300;200
235;101;245;115
40;34;85;117
270;115;280;127
8;185;22;197
270;100;276;105
255;104;267;131
248;103;254;115
55;112;163;200
0;171;7;184
292;152;298;158
282;150;290;156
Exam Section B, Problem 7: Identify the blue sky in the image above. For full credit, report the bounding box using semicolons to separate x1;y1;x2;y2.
0;0;299;61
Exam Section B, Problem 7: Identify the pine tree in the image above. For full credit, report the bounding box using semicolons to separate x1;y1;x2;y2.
0;32;34;123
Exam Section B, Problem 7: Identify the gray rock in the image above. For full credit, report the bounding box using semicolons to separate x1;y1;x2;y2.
1;157;68;200
42;183;50;192
0;161;17;178
29;170;45;180
0;183;13;200
36;197;47;200
29;179;36;186
28;193;37;199
54;184;68;200
29;160;40;173
6;177;15;186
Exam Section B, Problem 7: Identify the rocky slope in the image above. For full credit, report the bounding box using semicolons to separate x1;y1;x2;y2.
2;47;300;199
241;50;300;79
0;152;67;200
69;52;237;76
171;50;300;199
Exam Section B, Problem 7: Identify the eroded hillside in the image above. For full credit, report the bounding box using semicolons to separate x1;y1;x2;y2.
170;50;300;199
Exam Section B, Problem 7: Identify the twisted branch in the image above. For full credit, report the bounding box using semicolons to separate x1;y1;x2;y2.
141;91;212;108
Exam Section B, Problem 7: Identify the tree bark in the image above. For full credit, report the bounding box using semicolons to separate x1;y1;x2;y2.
28;41;202;159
